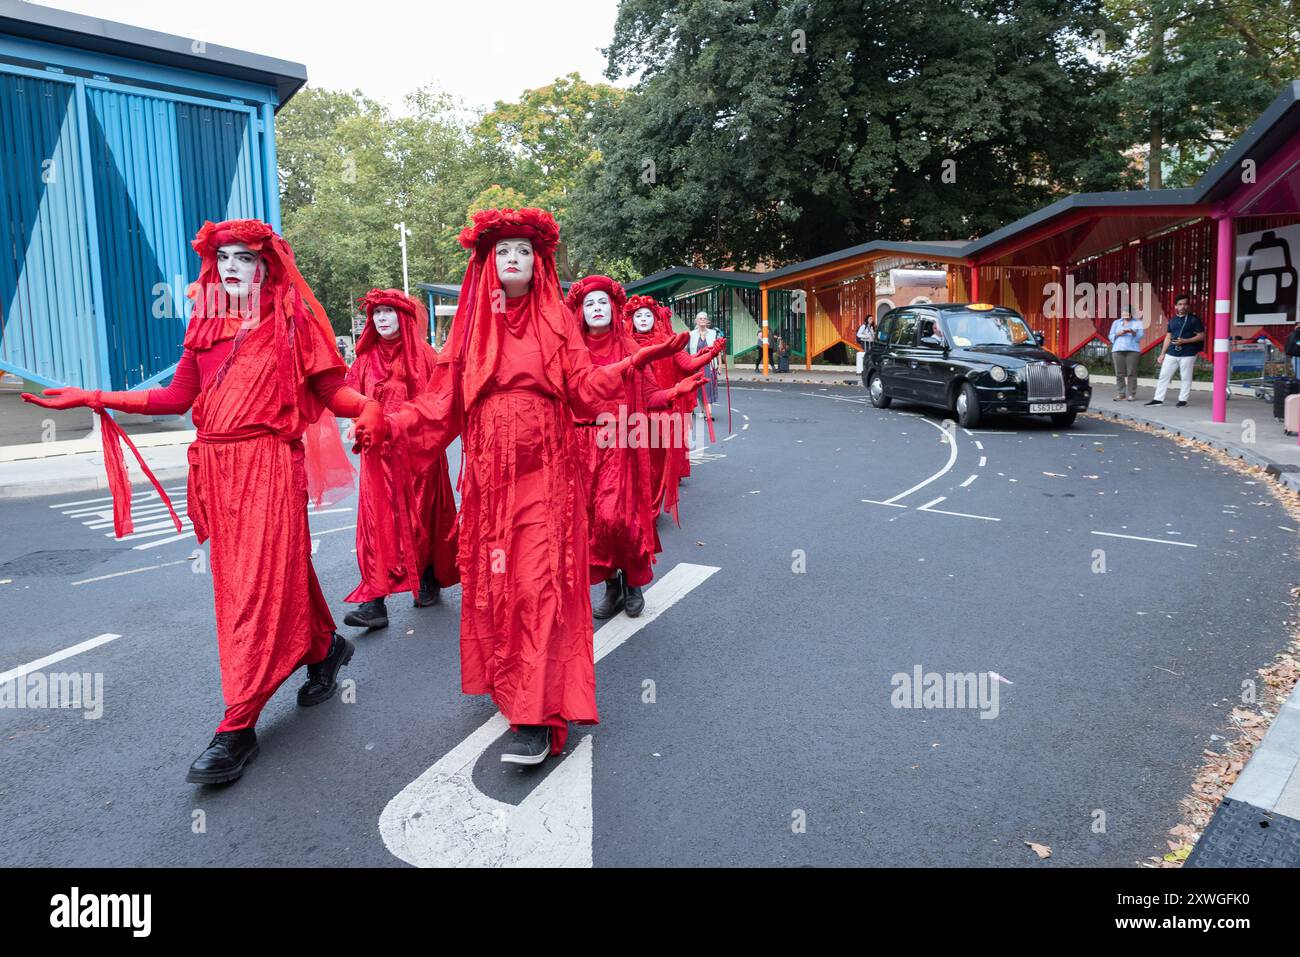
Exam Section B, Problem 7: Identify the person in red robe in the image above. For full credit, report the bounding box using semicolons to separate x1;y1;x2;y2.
23;219;384;785
625;295;725;525
342;288;459;630
567;279;705;618
352;208;687;765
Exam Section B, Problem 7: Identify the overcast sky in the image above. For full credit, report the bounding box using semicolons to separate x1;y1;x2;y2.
36;0;626;112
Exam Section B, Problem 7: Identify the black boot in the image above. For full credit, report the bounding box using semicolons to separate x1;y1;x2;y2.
501;725;551;766
592;574;624;619
414;564;441;608
297;633;355;707
343;596;388;630
624;581;645;618
185;729;259;785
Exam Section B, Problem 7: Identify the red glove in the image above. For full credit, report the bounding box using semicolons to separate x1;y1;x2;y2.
632;332;689;370
351;399;387;454
671;372;709;399
20;387;97;411
709;337;728;358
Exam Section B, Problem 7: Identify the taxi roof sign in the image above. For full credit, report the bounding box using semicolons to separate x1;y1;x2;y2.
967;303;995;310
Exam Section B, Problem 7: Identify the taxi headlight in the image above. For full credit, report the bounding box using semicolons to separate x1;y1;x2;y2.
1074;364;1089;380
989;365;1007;383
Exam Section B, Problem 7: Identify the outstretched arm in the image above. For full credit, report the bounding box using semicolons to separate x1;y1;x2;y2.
385;360;462;464
673;336;727;373
21;350;202;415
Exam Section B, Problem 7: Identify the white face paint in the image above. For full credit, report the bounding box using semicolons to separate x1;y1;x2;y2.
631;307;656;333
373;305;401;340
215;242;265;304
583;290;612;330
495;239;534;295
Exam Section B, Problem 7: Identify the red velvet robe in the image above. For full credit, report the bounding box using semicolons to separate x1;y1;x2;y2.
121;311;355;731
389;295;626;753
632;331;701;521
345;335;458;602
576;328;669;587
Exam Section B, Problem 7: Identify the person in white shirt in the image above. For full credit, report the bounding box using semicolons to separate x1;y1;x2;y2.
688;311;719;414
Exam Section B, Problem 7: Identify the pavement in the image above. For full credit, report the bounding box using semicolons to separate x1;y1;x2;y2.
1;381;1297;866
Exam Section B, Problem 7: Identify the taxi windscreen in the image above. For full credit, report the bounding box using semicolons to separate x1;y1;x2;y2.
944;311;1036;348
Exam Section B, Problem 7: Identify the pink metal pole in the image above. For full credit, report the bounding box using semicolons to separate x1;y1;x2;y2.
1212;214;1232;424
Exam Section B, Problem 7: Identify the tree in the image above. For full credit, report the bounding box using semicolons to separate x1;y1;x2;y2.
474;74;632;280
1104;0;1300;189
569;0;1134;273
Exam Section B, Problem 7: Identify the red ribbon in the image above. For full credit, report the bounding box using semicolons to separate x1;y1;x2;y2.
95;407;183;538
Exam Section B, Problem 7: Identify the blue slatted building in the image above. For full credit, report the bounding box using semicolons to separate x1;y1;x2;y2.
0;2;305;391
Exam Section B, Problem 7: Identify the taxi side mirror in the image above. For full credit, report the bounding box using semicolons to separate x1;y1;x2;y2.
1034;331;1046;345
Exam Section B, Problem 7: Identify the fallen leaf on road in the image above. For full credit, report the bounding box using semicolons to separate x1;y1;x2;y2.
695;540;705;546
1025;841;1052;859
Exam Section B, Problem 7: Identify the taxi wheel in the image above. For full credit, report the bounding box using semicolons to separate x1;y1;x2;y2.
955;382;981;428
868;373;892;408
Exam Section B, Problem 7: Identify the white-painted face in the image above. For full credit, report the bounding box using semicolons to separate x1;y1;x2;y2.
495;239;534;293
216;242;266;303
632;307;656;333
583;290;612;330
694;312;710;330
373;305;401;340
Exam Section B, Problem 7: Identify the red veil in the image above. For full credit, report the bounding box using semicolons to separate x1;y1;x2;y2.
187;219;354;507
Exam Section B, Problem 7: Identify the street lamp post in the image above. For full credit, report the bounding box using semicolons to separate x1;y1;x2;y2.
394;221;412;295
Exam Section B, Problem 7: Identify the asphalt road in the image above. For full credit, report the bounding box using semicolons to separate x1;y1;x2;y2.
0;382;1294;867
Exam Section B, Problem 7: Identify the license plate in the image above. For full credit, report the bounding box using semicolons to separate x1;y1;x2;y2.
1030;403;1067;413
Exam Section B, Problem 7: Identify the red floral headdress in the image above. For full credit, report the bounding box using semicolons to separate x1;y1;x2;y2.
350;288;436;405
458;207;560;256
565;275;628;320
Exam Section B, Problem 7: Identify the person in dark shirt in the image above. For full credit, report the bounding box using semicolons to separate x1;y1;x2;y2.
1146;293;1204;407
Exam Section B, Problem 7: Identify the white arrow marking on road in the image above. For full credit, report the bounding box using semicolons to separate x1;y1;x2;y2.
378;561;719;868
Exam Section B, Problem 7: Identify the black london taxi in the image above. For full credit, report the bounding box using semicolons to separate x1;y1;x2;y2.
862;303;1091;428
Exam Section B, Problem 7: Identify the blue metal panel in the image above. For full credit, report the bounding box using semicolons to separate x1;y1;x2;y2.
84;86;263;389
0;54;279;391
0;67;100;387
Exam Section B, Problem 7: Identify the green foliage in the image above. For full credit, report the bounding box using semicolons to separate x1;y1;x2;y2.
1103;0;1300;188
569;0;1137;273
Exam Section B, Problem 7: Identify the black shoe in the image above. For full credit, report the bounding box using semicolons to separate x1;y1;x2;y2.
592;574;624;619
1176;400;1188;407
343;597;388;629
1144;400;1163;406
414;565;441;608
185;729;259;785
297;633;355;707
501;725;551;766
624;583;645;618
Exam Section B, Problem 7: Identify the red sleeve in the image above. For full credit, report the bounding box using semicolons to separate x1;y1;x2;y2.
310;368;369;418
639;368;672;410
92;350;201;415
390;359;462;463
563;342;628;420
675;348;714;374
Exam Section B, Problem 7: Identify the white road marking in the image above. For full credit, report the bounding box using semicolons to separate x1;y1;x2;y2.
723;433;738;441
311;524;357;536
918;496;947;510
978;456;987;467
307;508;353;518
960;474;978;487
861;500;907;508
1091;531;1197;548
378;562;719;868
72;560;190;586
974;441;984;450
918;505;1001;522
133;532;196;551
0;633;122;686
797;392;869;405
881;417;958;505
